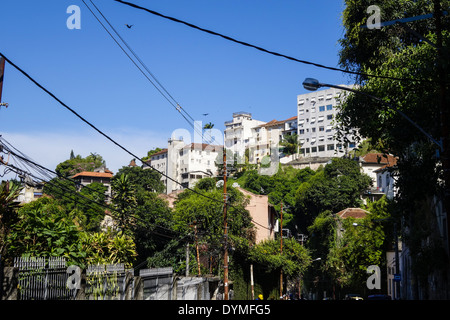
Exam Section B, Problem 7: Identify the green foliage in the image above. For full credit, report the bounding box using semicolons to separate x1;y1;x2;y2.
114;165;165;194
173;181;254;275
338;0;438;81
7;197;86;266
280;133;299;156
338;0;450;293
141;147;163;162
249;238;311;277
294;158;372;231
0;180;22;260
80;229;137;268
43;178;107;232
55;152;106;177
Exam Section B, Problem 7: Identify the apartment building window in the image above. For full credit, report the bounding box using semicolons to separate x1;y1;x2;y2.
311;147;317;153
327;144;334;151
299;109;305;115
311;107;316;112
326;104;333;111
318;145;325;152
312;127;316;132
319;126;324;132
327;114;333;120
299;129;305;134
319;106;325;112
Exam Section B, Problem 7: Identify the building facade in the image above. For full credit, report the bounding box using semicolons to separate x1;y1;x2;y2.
297;86;358;158
146;139;222;194
248;116;297;165
224;112;266;160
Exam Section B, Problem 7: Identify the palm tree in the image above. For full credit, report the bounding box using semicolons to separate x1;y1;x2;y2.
203;122;214;130
111;174;137;234
280;133;300;156
203;122;215;144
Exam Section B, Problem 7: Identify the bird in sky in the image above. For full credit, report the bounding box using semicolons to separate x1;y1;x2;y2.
202;113;209;116
125;24;134;29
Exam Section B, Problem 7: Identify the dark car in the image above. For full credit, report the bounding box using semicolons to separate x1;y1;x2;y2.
344;293;364;300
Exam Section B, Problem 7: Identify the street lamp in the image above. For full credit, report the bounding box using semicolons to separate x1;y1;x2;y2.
301;78;443;152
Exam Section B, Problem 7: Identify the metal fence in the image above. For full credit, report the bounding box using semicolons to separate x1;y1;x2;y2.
14;257;75;300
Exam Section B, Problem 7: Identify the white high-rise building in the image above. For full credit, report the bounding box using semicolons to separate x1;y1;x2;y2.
146;139;222;194
224;112;266;160
297;86;358;158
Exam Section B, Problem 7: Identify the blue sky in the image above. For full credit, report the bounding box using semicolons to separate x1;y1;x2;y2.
1;0;352;175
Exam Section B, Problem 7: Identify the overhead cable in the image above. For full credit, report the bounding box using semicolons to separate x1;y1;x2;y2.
113;0;427;83
82;0;215;144
0;52;269;233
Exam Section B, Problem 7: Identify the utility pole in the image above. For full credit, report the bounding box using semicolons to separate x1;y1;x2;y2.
0;57;6;107
186;242;190;277
279;202;283;299
223;147;229;300
194;221;201;276
250;263;255;300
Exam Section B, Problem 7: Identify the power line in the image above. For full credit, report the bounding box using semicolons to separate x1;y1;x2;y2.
0;137;192;243
0;52;269;238
82;0;213;144
113;0;427;83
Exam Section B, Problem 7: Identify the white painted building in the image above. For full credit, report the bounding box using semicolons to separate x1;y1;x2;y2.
147;139;222;194
297;86;358;158
248;116;297;165
224;112;266;160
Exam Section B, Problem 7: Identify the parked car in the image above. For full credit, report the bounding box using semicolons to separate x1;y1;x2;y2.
344;293;364;300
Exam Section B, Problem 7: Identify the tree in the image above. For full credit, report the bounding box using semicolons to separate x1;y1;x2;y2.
294;158;372;231
0;180;21;263
249;237;311;278
280;133;299;156
43;178;107;232
141;147;163;162
55;152;106;177
113;165;165;195
80;229;137;268
338;0;438;82
111;174;137;234
338;0;450;297
173;181;254;275
7;197;86;266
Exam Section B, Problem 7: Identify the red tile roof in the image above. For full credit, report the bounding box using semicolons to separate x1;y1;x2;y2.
71;171;113;179
361;153;397;166
336;208;369;219
151;148;168;157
